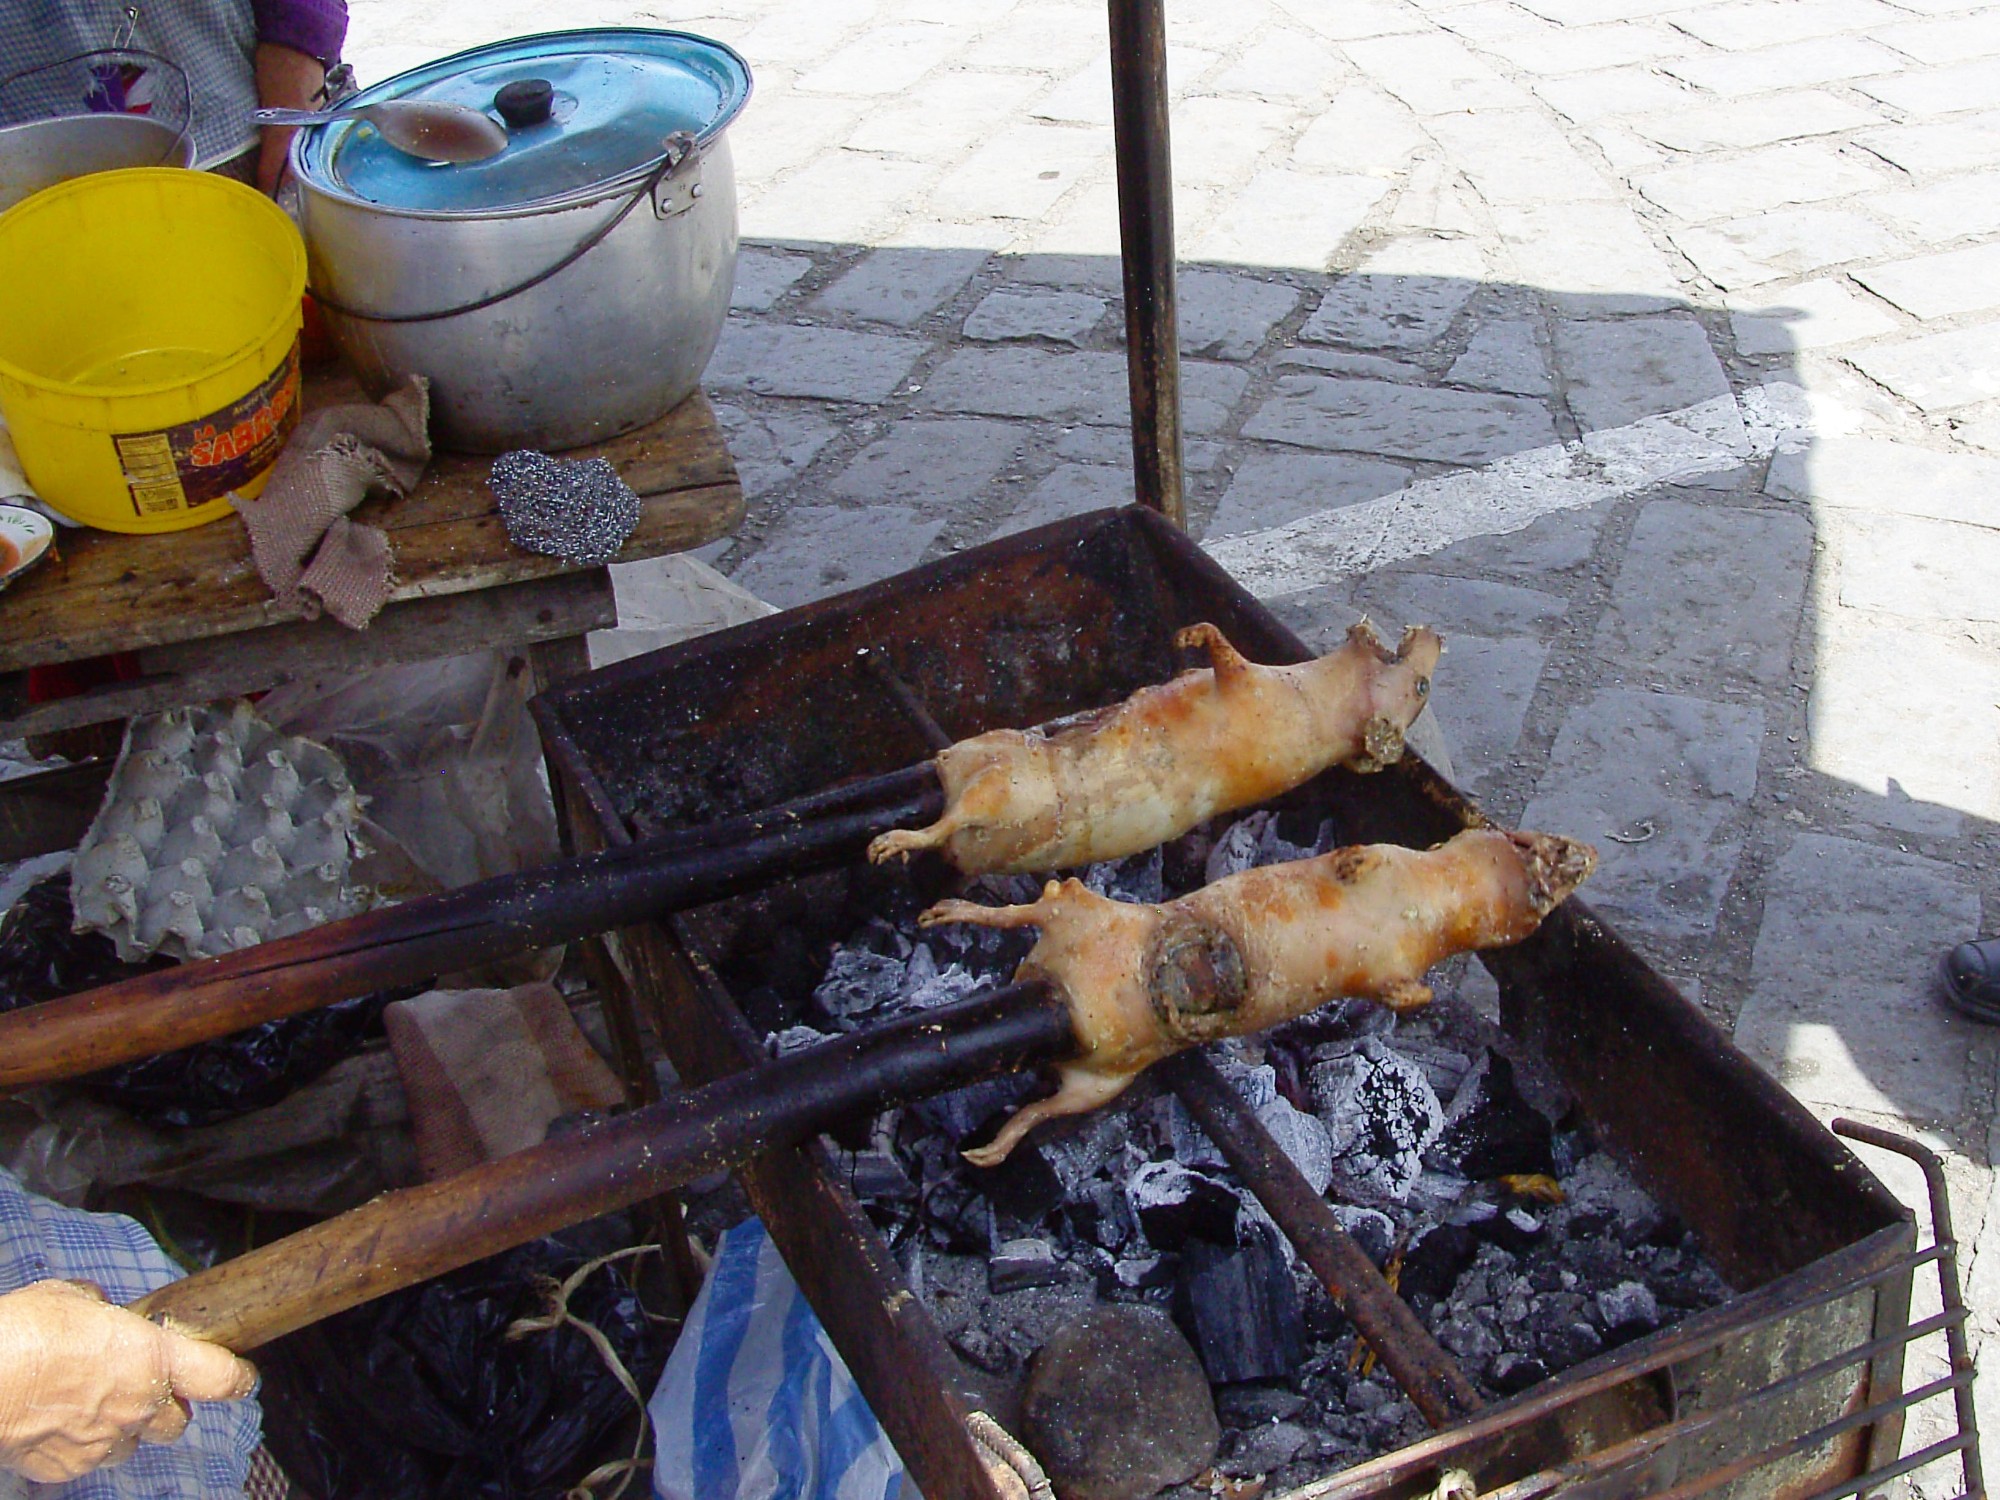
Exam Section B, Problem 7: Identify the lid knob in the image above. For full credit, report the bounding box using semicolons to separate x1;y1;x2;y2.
494;78;555;129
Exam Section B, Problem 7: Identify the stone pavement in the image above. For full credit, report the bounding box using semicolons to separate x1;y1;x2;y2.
345;0;2000;1487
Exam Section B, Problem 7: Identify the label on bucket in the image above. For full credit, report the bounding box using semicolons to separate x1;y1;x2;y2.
112;344;302;519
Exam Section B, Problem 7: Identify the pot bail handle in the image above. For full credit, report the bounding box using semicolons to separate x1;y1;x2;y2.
307;131;700;326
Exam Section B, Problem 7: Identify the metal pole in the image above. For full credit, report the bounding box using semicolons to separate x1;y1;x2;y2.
1108;0;1186;528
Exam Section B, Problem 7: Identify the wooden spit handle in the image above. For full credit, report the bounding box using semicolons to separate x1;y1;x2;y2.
0;766;943;1091
131;981;1073;1351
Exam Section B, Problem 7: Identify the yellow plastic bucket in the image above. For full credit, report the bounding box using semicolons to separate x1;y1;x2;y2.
0;168;307;533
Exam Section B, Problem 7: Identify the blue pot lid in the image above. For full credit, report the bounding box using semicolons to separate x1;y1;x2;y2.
297;28;751;214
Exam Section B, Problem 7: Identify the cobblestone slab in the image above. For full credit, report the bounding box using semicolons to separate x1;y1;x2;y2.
1767;433;2000;524
793;22;961;95
988;464;1132;540
1853;112;2000;174
1848;324;2000;412
729;503;947;608
1671;209;1903;290
1734;834;1982;1123
1410;633;1548;794
1300;275;1479;351
1521;689;1764;944
1244;375;1557;464
743;151;938;243
1447;320;1553;396
1368;571;1570;638
1424;109;1624;204
1179;271;1302;362
845;71;1045;157
963;288;1109;344
1730;279;1903;352
1829;511;2000;623
826;417;1025;509
1668;0;1910;50
1876;8;2000;63
813;247;989;328
731;249;816;311
1530;65;1697;121
919;347;1249;432
1187;170;1391;269
1855;244;2000;321
1662;34;1908;95
1626;89;1884;152
712;403;840;499
1490;202;1683;301
1808;622;2000;825
1869;179;2000;245
1291;86;1429;173
1340;31;1536;114
1554;315;1733;430
707;323;927;402
1594;500;1814;688
1857;56;2000;114
1205;451;1412;540
1636;140;1889;220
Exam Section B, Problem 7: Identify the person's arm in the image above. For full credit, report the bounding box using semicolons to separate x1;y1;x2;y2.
250;0;350;195
0;1279;257;1482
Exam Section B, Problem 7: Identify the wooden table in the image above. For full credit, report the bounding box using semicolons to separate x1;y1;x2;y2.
0;378;743;859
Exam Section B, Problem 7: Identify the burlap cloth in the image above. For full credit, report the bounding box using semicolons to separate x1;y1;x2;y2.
384;980;626;1180
230;377;431;629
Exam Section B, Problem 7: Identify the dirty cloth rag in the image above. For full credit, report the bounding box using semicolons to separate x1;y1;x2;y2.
384;980;625;1180
230;377;431;630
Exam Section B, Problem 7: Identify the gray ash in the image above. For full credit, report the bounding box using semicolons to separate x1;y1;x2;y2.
680;809;1735;1492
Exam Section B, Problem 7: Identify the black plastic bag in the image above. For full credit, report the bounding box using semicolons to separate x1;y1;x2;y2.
257;1214;670;1500
0;874;398;1128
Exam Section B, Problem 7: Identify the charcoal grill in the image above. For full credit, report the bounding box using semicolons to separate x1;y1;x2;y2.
532;505;1980;1500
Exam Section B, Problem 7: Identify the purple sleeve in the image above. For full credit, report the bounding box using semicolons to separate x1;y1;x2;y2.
251;0;348;63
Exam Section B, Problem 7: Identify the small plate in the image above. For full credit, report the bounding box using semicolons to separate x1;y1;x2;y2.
0;504;54;593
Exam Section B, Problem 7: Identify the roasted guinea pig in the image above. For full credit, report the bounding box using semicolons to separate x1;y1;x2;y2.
922;827;1596;1166
868;620;1443;877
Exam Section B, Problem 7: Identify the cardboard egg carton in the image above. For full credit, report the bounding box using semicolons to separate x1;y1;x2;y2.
71;701;373;962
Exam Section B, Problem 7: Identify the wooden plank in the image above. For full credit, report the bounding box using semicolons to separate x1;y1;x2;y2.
0;387;742;672
0;569;616;738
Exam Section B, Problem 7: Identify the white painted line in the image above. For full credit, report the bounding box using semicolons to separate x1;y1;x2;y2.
1203;394;1770;597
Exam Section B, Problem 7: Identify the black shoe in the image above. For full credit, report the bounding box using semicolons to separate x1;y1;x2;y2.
1940;938;2000;1024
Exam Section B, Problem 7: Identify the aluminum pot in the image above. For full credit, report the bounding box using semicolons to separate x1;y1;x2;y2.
290;30;750;453
0;113;194;214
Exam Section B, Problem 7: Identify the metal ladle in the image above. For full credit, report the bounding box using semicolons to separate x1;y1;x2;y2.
252;98;508;163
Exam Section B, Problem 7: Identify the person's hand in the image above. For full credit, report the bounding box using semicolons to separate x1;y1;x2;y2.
0;1279;257;1482
253;42;331;196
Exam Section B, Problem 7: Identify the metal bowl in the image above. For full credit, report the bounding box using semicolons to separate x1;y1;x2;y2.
0;114;194;216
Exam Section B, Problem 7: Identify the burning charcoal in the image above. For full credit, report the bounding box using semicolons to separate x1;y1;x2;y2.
1434;1314;1502;1364
839;1148;917;1203
814;947;906;1024
1255;1095;1334;1195
1111;1254;1173;1293
1489;1351;1549;1395
1128;1160;1242;1251
1082;846;1167;905
1568;1236;1641;1288
1066;1179;1137;1251
1220;1421;1311;1477
918;1177;990;1254
768;1023;835;1057
1593;1280;1661;1341
1398;1224;1480;1303
1431;1053;1555;1181
1392;1037;1474;1098
1475;1205;1546;1255
1308;1038;1443;1204
1203;810;1318;884
1331;1205;1396;1268
1648;1256;1731;1310
914;1071;1042;1145
990;1237;1070;1293
1562;1154;1667;1248
1538;1319;1604;1371
1168;1059;1277;1169
950;1326;1013;1374
968;1139;1066;1224
1176;1225;1303;1384
1022;1306;1220;1500
1215;1384;1309;1427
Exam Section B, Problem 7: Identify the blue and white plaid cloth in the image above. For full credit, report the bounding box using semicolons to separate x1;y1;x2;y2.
0;1171;260;1500
0;2;259;168
650;1219;913;1500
